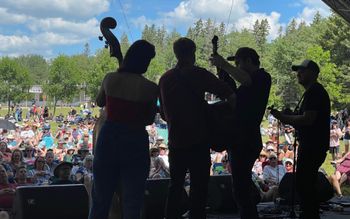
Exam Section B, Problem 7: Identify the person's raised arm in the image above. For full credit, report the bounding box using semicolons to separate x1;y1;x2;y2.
210;53;252;86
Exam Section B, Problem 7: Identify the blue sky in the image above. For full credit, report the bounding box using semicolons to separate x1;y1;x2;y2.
0;0;331;58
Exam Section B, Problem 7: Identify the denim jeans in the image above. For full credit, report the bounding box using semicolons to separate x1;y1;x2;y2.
89;121;150;219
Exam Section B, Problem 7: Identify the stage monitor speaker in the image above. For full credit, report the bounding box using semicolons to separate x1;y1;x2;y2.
13;184;89;219
207;175;237;212
142;178;189;219
279;172;333;204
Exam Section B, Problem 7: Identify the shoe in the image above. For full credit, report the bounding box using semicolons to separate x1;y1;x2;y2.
336;195;343;200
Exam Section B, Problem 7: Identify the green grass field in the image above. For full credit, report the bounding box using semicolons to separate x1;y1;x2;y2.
0;106;100;133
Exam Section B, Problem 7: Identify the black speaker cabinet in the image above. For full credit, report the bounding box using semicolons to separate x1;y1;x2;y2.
142;178;189;219
207;174;237;212
13;184;89;219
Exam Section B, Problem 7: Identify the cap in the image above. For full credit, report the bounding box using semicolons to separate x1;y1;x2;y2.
158;143;168;149
266;145;274;151
156;136;164;141
54;162;73;177
291;59;320;74
227;47;259;62
284;158;294;165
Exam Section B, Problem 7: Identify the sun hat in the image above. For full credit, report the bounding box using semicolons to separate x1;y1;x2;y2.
53;161;73;178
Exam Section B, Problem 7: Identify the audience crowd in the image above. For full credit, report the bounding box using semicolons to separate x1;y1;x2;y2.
0;105;349;212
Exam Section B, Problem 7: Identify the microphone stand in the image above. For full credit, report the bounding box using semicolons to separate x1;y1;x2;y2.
288;130;298;218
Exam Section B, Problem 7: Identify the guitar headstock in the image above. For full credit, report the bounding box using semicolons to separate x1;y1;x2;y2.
211;35;219;55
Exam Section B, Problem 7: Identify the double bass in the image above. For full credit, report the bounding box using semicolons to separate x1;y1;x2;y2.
92;17;124;219
93;17;123;150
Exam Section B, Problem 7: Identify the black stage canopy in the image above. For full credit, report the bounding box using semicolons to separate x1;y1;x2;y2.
322;0;350;23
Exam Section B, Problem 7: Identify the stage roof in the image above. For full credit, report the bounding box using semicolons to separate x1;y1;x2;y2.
322;0;350;23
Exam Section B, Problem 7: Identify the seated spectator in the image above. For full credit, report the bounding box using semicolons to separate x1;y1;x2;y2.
158;143;169;168
153;136;165;147
252;150;268;179
283;158;294;173
266;145;275;154
252;172;279;202
279;142;294;161
75;155;93;182
0;165;16;209
146;124;157;146
78;132;92;151
0;152;13;180
211;151;230;175
283;124;294;145
263;153;286;187
149;147;169;178
331;151;350;195
71;146;90;166
45;150;58;176
55;139;67;160
63;147;75;163
50;162;78;185
0;142;11;163
23;144;35;166
28;156;50;185
6;134;19;150
14;166;32;186
38;135;55;152
9;149;26;176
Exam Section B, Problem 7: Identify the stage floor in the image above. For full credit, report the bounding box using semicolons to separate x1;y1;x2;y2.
204;201;350;219
206;211;350;219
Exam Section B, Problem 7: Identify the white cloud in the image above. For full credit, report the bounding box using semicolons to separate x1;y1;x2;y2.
0;0;110;19
0;7;27;24
133;0;282;40
0;0;110;57
292;0;331;25
235;11;283;40
0;32;84;57
27;18;100;37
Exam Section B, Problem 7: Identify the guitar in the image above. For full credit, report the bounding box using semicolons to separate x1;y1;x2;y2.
93;17;124;151
205;35;237;152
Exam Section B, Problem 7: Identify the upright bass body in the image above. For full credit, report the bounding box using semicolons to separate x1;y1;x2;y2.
93;109;106;152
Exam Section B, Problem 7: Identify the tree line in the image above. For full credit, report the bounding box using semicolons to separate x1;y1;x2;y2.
0;12;349;115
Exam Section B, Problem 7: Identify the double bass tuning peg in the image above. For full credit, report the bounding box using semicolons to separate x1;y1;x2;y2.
98;36;103;41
